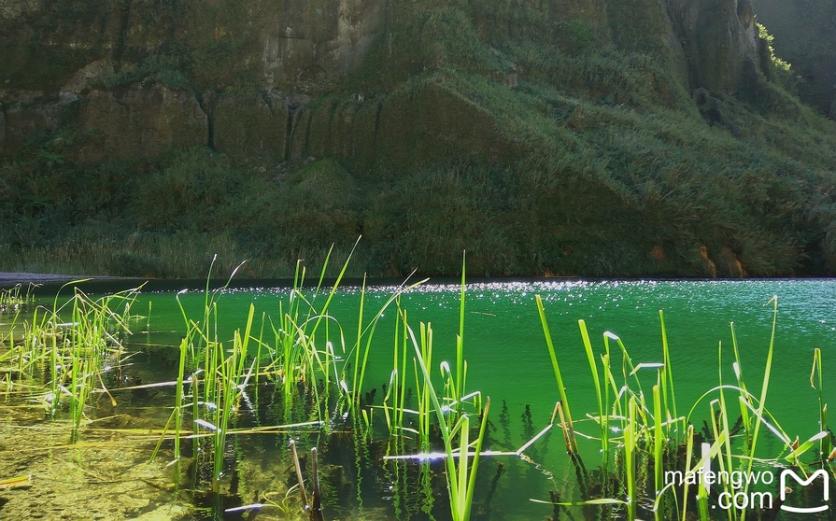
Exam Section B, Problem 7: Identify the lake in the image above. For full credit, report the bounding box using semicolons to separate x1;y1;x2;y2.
1;279;833;520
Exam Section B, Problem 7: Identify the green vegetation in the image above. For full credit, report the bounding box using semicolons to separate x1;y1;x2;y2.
753;0;836;116
1;257;832;519
532;295;833;520
0;284;35;312
2;111;834;278
757;24;793;77
0;283;138;441
0;150;355;278
1;2;834;278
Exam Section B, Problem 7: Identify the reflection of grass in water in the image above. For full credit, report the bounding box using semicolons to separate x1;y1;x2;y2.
2;253;833;521
0;282;138;442
533;294;834;521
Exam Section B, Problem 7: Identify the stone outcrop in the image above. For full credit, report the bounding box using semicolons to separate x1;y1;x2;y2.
669;0;762;93
75;82;208;161
213;91;290;162
0;0;779;161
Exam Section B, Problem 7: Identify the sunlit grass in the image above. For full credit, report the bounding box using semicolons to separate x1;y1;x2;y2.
1;253;831;521
531;293;831;520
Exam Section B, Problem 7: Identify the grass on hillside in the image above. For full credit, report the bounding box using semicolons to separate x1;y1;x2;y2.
1;5;835;278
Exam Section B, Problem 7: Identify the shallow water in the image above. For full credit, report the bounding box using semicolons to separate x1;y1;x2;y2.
2;279;834;520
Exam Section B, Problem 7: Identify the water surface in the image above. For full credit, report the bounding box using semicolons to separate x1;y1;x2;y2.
3;279;834;520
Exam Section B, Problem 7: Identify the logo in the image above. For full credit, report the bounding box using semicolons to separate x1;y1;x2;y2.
664;444;832;514
780;469;830;514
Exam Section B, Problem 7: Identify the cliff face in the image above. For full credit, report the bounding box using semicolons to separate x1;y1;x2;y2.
752;0;836;118
0;0;834;277
0;0;771;162
0;0;385;159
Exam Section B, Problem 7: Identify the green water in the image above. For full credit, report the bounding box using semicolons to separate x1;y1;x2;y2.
129;279;834;519
143;279;834;424
3;279;834;520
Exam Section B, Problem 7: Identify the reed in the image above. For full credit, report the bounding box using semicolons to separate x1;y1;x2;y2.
455;253;466;406
658;310;678;436
415;322;434;449
739;297;778;521
157;247;430;494
3;255;830;520
535;295;577;453
409;321;490;521
810;348;830;461
0;284;139;441
529;291;830;521
713;340;737;521
652;382;664;502
624;396;637;521
681;424;695;521
0;283;35;313
578;320;606;461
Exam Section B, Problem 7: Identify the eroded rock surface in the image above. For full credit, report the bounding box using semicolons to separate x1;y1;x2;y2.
0;0;776;161
753;0;836;118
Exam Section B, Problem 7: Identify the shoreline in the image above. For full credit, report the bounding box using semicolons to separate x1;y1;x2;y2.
1;272;833;293
0;272;138;286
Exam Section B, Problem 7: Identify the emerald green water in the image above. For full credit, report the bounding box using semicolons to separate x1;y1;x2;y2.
3;279;834;520
129;279;833;519
143;279;833;425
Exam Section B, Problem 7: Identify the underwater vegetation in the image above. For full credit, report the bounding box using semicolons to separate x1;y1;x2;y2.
0;253;833;520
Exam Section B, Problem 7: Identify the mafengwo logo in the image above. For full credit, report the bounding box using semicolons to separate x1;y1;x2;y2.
780;469;830;514
665;444;832;514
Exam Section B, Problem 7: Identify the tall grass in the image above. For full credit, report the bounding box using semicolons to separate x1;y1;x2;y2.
0;283;139;441
535;295;577;453
409;321;490;521
531;293;829;521
156;245;433;497
0;283;35;312
810;348;830;462
2;257;830;521
739;297;778;521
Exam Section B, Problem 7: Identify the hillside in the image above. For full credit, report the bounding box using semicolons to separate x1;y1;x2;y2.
753;0;836;119
1;0;834;277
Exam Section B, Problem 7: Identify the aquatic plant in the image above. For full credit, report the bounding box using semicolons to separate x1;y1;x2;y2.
0;283;35;313
409;321;490;521
2;257;831;521
0;283;138;441
157;246;430;496
530;295;832;521
535;295;577;453
810;348;831;461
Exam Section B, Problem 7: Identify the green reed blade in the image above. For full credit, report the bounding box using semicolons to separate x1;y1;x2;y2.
578;320;605;456
456;252;466;406
535;295;576;453
740;297;778;521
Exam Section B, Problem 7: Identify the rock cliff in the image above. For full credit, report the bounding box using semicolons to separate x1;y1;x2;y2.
0;0;834;277
0;0;775;161
752;0;836;118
